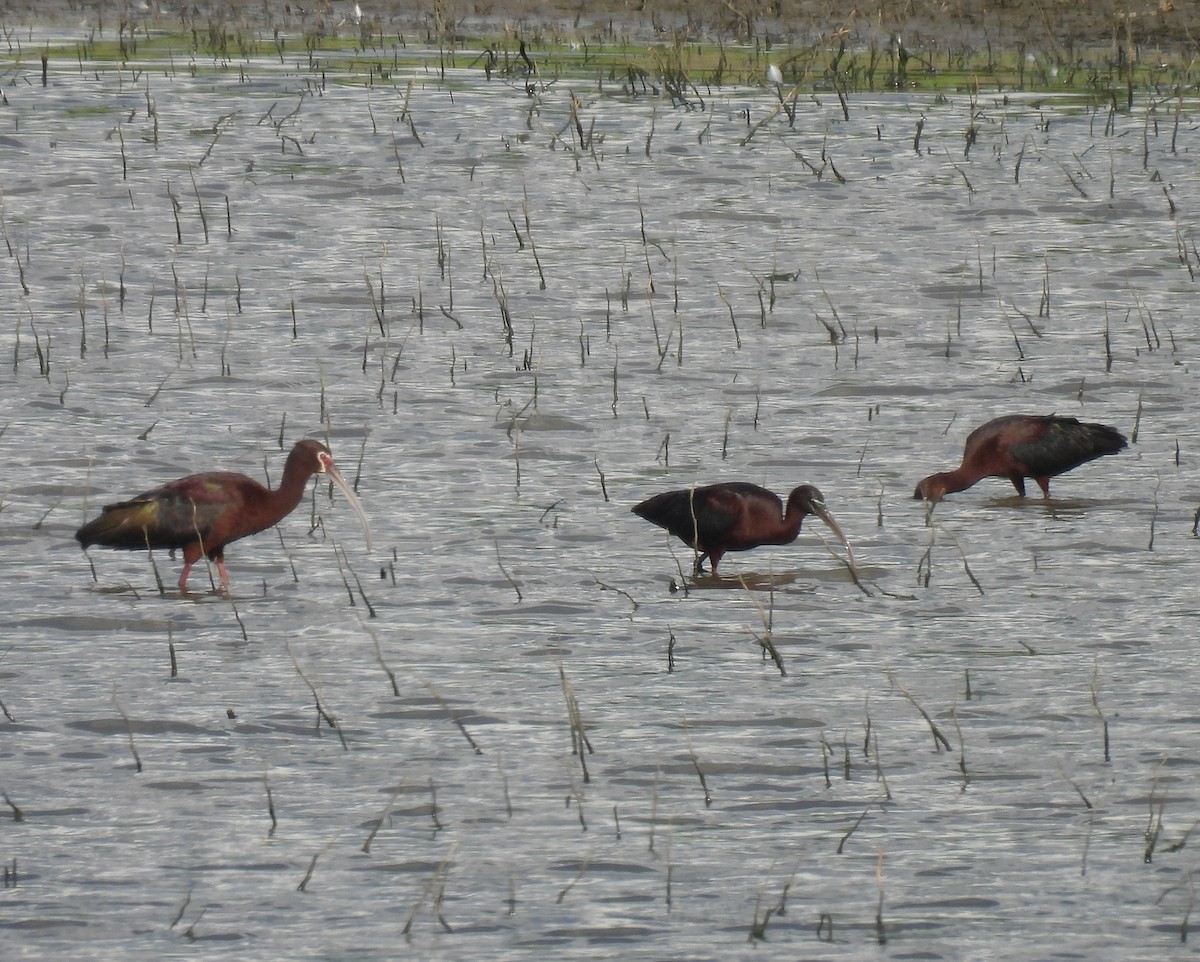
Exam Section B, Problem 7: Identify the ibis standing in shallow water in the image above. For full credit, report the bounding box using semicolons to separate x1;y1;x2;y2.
632;482;853;575
75;439;373;592
913;414;1127;502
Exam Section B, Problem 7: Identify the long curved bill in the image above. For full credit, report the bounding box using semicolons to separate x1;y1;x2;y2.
324;462;374;552
810;500;855;569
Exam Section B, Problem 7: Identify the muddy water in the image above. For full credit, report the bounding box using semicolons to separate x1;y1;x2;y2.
1;33;1198;962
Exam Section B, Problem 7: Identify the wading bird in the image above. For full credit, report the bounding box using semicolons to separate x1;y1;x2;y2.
632;482;853;575
76;439;373;592
913;414;1127;502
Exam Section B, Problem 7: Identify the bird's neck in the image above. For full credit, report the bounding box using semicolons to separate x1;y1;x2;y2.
926;469;978;498
271;456;317;516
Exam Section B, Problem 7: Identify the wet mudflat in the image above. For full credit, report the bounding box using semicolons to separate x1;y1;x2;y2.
1;25;1199;962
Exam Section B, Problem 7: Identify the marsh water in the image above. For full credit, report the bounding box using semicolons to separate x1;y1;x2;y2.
2;22;1200;962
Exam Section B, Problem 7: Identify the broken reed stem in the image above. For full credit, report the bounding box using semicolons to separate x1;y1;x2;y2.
3;792;25;821
872;733;892;800
425;682;483;755
836;806;871;854
226;594;249;641
493;755;513;819
402;843;459;936
591;575;639;615
951;703;970;790
1057;763;1093;810
111;692;143;773
166;622;177;677
1145;763;1166;864
521;186;546;290
429;778;443;832
1090;656;1111;763
334;543;376;616
716;283;741;349
363;620;398;695
494;539;522;601
593;457;609;501
555;845;593;904
683;723;711;807
284;642;348;751
736;574;785;676
263;769;278;836
874;848;887;945
886;671;952;752
297;828;345;892
559;664;592;783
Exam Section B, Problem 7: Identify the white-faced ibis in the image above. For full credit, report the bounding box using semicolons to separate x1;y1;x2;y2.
914;414;1127;502
75;439;373;592
632;482;853;575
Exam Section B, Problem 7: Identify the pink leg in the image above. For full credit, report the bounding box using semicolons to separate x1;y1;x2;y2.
215;559;230;592
177;562;194;592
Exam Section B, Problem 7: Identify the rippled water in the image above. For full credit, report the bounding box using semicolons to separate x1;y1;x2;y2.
2;29;1199;962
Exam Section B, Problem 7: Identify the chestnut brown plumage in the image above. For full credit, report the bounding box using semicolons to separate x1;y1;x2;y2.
632;482;852;574
76;439;372;591
914;414;1127;502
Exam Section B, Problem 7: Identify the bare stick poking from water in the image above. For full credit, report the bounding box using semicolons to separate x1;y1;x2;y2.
428;778;443;833
559;664;593;783
874;848;888;945
593;457;608;501
496;756;513;820
166;623;177;678
682;723;711;807
111;692;143;773
521;186;546;290
1090;657;1111;763
872;733;892;801
748;874;779;941
591;575;638;616
1057;763;1093;810
935;526;985;595
951;703;970;790
297;828;345;893
555;844;594;906
737;575;784;676
647;769;660;853
425;682;482;755
168;889;192;930
494;540;522;602
1148;475;1161;551
262;769;278;837
362;620;397;696
837;806;871;854
1145;762;1166;864
716;283;740;349
285;643;347;751
2;792;24;822
334;543;376;616
887;671;952;752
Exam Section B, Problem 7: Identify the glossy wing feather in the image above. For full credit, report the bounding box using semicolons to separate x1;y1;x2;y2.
76;473;244;551
632;486;746;550
1008;417;1127;477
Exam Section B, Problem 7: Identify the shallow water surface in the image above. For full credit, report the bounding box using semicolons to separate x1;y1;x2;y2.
1;31;1199;962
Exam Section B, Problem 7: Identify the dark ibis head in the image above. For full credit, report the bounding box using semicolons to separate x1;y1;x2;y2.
787;484;855;566
913;473;949;502
300;440;374;551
